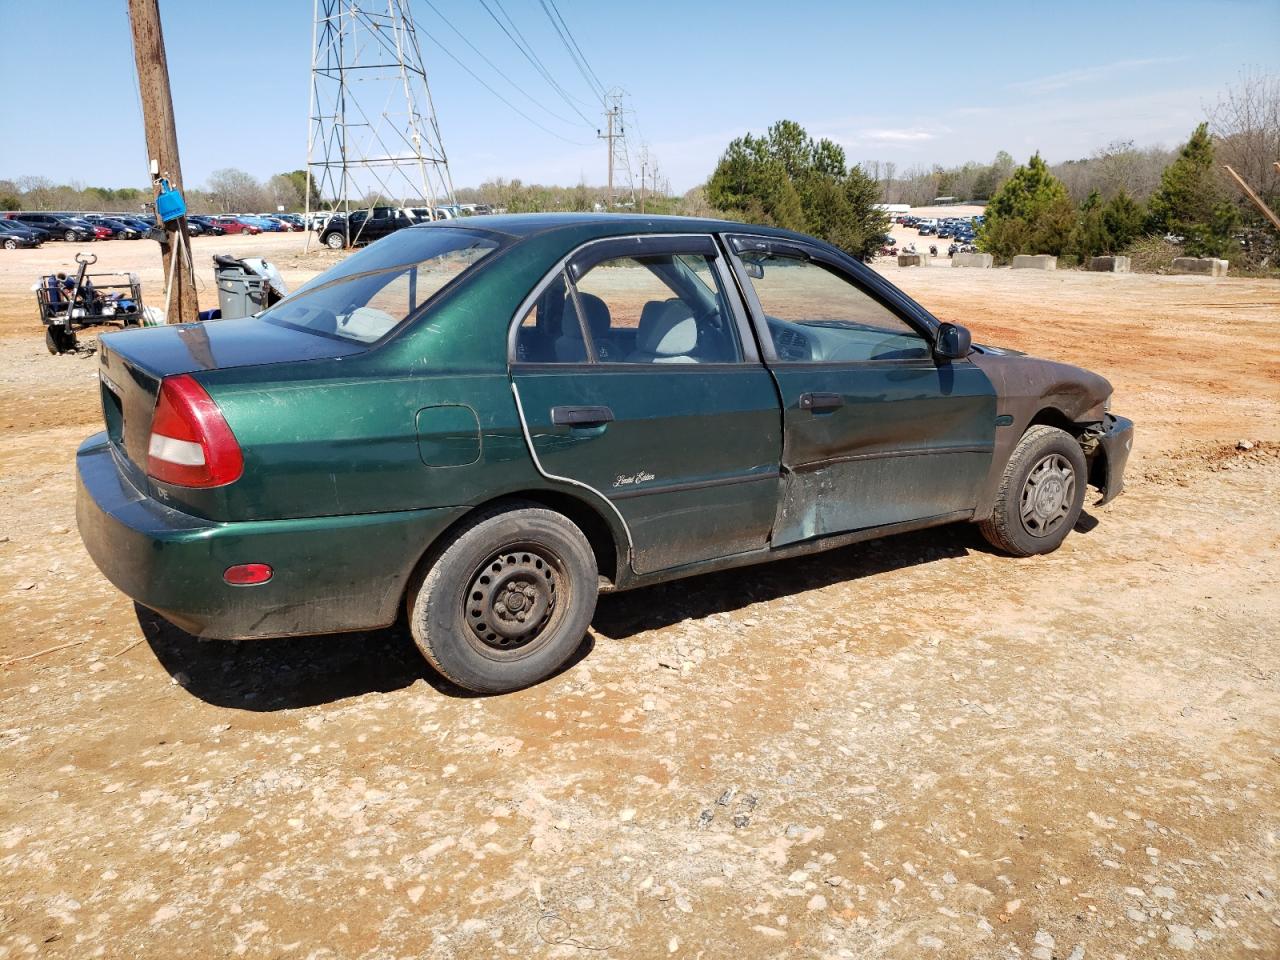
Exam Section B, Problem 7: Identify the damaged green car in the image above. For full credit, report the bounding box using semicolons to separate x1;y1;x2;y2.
77;214;1133;692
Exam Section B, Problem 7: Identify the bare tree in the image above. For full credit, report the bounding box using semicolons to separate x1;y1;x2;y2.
1210;69;1280;214
205;168;268;213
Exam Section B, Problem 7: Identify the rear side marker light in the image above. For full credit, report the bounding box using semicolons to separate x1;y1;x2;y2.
224;563;273;585
147;374;244;488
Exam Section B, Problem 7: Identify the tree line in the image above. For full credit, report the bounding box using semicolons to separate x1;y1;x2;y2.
700;71;1277;271
0;168;317;217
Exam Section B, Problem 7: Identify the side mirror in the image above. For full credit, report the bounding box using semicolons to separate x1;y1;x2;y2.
934;321;972;360
742;260;764;280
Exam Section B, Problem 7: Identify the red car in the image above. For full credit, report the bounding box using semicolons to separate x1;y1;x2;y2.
90;224;113;240
212;216;262;235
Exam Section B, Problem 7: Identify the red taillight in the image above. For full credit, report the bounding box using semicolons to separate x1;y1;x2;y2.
224;563;273;585
147;374;243;488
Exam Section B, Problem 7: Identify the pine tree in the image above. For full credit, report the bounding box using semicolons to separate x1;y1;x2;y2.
1145;123;1239;258
1101;190;1145;251
1069;190;1113;260
706;120;887;259
979;153;1076;260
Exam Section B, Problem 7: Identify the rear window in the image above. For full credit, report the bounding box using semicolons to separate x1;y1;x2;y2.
260;227;501;345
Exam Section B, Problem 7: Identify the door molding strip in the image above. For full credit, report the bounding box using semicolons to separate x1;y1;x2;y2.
608;469;781;501
790;444;993;473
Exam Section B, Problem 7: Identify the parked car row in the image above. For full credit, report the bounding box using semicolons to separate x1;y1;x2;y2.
0;211;311;249
896;214;984;246
314;203;502;248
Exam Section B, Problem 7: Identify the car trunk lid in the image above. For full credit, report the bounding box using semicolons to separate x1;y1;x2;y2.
97;318;365;471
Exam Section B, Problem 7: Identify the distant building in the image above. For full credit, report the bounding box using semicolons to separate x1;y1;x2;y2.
875;203;911;217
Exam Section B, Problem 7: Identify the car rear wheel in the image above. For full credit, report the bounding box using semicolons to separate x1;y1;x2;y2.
407;504;598;693
324;232;345;249
979;425;1087;557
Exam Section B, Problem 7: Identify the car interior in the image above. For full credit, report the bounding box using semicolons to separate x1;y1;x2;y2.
516;254;741;365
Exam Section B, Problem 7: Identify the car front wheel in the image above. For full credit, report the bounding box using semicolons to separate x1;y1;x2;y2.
64;230;77;242
407;504;598;693
979;425;1087;557
3;239;16;250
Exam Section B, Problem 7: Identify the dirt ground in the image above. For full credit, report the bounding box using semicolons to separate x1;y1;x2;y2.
1;230;1278;959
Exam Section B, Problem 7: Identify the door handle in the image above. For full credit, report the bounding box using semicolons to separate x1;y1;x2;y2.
799;392;844;412
551;405;615;426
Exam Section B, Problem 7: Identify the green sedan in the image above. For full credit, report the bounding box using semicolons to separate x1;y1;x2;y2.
77;214;1133;693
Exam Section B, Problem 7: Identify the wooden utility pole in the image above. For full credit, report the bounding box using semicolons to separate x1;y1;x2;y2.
1224;164;1280;232
128;0;199;324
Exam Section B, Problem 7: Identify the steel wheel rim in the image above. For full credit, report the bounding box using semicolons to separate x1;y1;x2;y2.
1019;453;1076;537
462;542;566;660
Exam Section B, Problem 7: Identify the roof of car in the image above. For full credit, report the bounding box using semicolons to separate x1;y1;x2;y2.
422;212;808;243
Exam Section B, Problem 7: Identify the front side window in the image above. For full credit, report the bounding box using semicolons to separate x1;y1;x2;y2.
261;228;499;344
740;253;929;362
568;252;742;364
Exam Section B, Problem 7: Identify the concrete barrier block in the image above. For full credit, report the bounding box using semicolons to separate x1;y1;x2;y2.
1089;256;1130;273
1011;254;1057;270
951;252;993;268
1171;257;1229;277
897;253;930;267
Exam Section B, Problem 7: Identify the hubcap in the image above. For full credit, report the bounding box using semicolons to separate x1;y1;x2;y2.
464;546;561;653
1019;453;1076;538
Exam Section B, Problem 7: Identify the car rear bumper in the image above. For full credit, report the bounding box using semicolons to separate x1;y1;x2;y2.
1092;414;1133;506
76;432;466;640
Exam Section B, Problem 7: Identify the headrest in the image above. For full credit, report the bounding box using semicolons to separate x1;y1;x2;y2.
576;292;611;337
637;300;696;356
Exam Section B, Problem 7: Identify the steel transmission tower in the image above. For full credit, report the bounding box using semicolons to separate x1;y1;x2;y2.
598;89;635;207
306;0;456;228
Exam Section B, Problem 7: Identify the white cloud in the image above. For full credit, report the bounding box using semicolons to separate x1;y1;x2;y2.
859;128;938;143
1010;57;1187;94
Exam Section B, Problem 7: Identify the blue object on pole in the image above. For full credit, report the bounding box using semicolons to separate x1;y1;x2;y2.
155;179;187;222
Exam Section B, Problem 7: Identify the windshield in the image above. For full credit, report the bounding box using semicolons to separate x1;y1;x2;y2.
260;226;501;345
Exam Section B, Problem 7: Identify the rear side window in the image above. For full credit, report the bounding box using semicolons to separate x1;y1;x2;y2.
516;272;581;363
557;253;742;365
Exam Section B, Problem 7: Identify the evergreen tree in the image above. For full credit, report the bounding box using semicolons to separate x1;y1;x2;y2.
1101;190;1145;251
1145;123;1239;257
1069;190;1113;260
979;153;1076;260
706;120;887;259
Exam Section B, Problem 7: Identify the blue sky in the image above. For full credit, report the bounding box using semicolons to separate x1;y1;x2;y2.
0;0;1276;194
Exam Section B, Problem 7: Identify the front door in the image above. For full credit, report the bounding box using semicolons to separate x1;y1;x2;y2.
725;235;997;546
510;235;782;575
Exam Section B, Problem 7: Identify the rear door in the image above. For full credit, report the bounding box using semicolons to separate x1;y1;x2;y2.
725;234;996;545
510;235;782;575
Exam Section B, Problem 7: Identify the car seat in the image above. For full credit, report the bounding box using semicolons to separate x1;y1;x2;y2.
628;300;698;363
554;292;616;362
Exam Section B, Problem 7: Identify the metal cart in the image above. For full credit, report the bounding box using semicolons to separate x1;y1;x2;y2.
36;252;145;354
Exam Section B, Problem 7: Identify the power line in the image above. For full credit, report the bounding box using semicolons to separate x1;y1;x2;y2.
538;0;607;103
412;17;592;146
418;0;585;130
477;0;596;125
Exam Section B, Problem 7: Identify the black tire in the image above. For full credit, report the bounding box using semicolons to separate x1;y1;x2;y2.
3;239;16;250
979;425;1087;557
324;232;345;250
64;230;76;242
407;504;597;693
45;327;74;354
